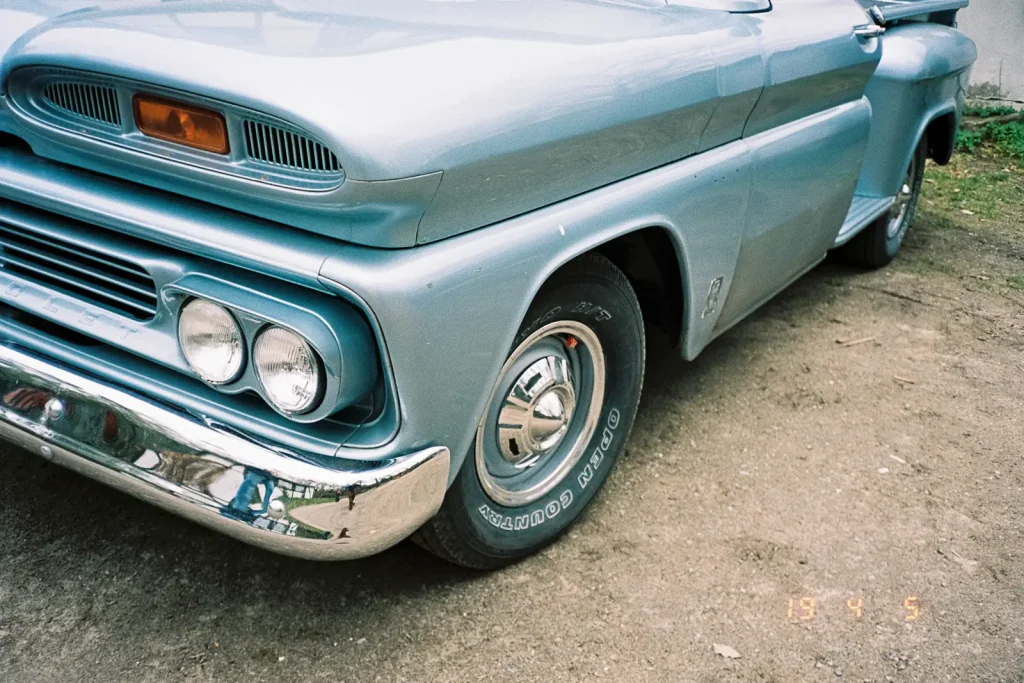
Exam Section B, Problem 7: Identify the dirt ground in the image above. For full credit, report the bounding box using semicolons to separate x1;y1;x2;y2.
1;150;1022;683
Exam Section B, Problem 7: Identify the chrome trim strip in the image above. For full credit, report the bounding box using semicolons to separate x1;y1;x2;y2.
872;0;969;24
0;344;448;560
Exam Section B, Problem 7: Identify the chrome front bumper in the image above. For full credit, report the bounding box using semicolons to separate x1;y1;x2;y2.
0;344;449;560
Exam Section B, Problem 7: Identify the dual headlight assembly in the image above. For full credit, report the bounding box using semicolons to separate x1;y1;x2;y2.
177;298;321;414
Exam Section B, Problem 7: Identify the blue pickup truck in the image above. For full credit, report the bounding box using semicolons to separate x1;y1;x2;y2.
0;0;975;568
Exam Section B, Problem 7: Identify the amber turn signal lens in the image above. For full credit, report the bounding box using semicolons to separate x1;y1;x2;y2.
133;94;229;154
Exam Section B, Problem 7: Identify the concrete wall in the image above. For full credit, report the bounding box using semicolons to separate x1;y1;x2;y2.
957;0;1024;102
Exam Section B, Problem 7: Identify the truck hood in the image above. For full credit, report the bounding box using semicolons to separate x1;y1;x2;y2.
0;1;760;246
0;0;732;181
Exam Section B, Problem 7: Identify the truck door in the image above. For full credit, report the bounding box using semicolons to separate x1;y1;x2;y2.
714;0;882;333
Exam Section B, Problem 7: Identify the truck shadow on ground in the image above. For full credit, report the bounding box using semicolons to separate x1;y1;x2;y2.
0;260;855;638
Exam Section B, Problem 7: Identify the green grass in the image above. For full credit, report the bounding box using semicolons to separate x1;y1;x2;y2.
923;163;1020;220
955;108;1024;160
963;105;1019;118
986;121;1024;160
955;129;983;154
917;211;958;231
911;147;1024;292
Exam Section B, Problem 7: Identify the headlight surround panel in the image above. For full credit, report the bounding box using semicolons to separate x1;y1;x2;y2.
0;195;376;424
0;158;395;451
6;66;345;191
165;275;377;423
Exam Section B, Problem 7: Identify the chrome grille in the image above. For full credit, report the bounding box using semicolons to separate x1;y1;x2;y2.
243;120;341;174
41;81;122;128
0;218;157;321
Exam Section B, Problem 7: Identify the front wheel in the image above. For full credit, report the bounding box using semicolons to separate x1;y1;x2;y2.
840;135;927;268
414;253;645;569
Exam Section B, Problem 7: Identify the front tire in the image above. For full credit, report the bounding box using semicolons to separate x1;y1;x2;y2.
841;135;927;268
415;253;645;569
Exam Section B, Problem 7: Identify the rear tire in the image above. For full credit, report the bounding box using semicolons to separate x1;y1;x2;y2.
840;135;927;268
414;253;645;569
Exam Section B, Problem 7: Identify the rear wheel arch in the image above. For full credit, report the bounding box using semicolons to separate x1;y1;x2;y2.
893;107;957;180
925;110;958;165
839;135;927;268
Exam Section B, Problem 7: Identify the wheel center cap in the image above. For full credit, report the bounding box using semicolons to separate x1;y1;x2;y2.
530;386;573;448
497;355;576;467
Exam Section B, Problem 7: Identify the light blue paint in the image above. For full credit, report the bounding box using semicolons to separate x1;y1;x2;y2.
0;0;975;492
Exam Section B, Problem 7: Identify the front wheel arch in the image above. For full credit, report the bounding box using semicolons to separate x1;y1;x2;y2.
413;252;646;568
594;226;687;345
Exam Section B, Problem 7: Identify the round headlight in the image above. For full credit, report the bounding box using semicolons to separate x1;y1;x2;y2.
253;326;322;414
177;298;245;384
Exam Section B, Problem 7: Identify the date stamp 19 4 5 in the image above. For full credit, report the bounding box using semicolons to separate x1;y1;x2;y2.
787;596;920;621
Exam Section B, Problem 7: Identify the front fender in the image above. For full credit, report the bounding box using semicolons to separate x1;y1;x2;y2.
856;22;977;198
319;141;753;482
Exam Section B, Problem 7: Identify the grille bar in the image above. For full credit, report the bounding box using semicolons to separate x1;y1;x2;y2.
0;250;155;319
243;120;341;174
0;216;152;284
0;218;157;321
42;81;122;128
0;235;157;302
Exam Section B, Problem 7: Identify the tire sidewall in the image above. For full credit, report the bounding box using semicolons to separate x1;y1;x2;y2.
884;138;928;259
446;270;644;561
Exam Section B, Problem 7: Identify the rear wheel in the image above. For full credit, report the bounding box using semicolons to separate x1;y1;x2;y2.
414;253;645;569
841;135;927;268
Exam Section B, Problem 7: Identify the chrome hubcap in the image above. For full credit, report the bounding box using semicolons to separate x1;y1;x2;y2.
497;355;576;468
475;320;605;507
887;155;918;239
